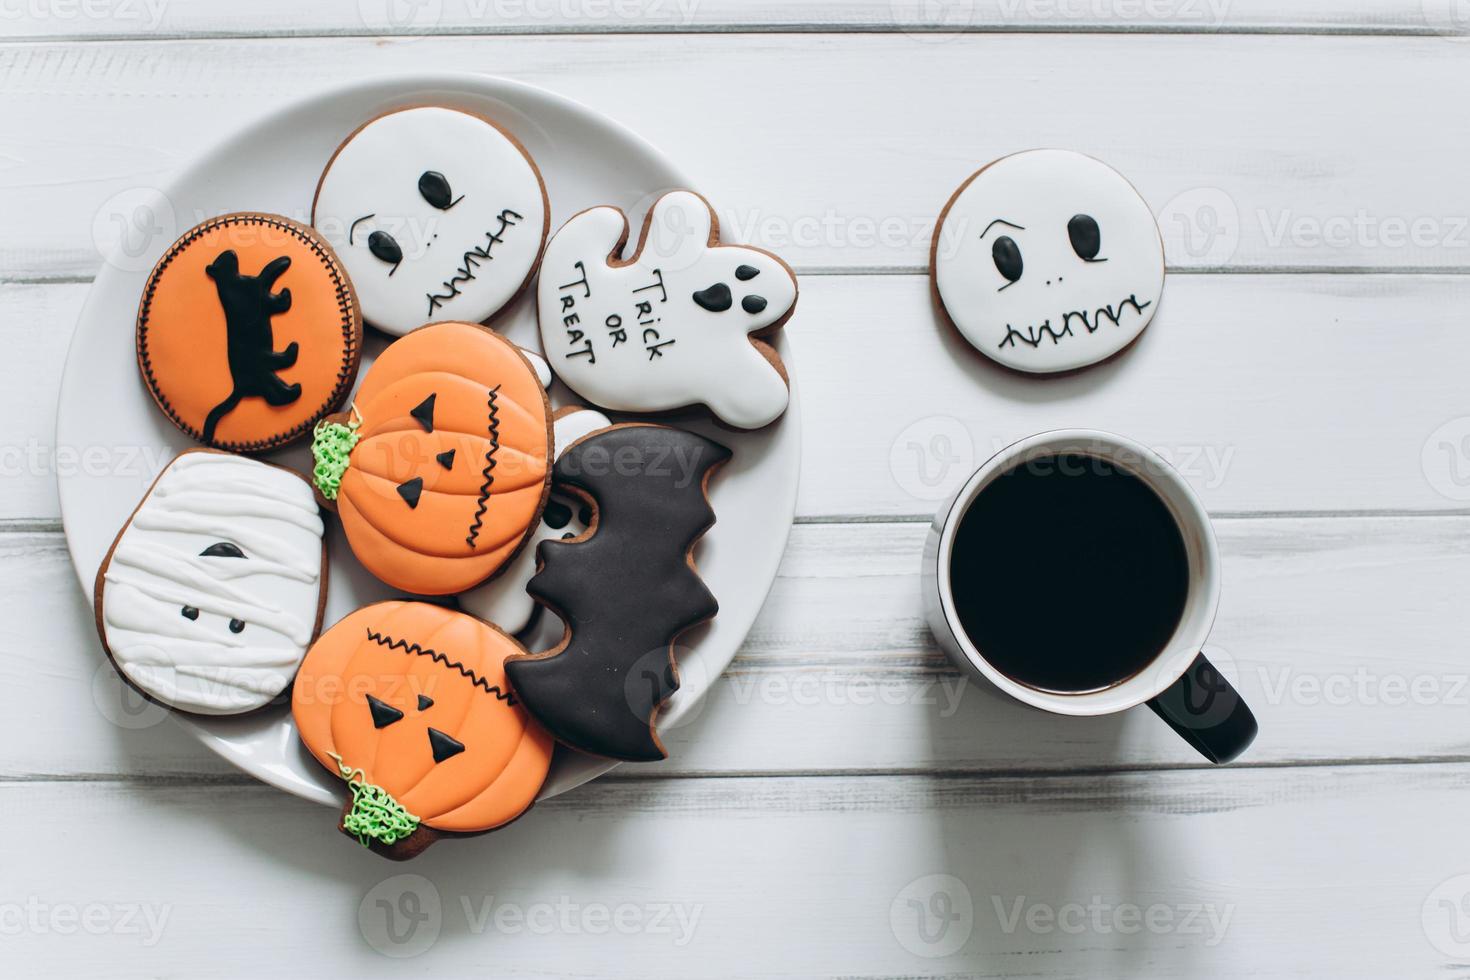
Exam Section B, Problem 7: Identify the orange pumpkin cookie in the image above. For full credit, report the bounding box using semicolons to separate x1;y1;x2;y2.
137;213;362;451
310;321;552;595
293;600;554;860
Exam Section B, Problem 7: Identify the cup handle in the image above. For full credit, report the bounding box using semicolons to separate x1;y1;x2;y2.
1146;653;1258;764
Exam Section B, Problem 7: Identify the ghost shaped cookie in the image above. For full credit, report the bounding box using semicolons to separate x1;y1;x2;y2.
460;405;611;634
94;450;327;716
931;150;1165;374
312;106;550;336
538;190;797;429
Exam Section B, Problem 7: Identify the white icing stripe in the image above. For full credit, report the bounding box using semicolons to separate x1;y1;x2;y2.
99;453;324;715
537;190;795;430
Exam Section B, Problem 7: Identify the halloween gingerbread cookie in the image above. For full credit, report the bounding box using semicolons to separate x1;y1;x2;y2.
506;423;730;761
309;321;552;596
94;450;327;716
137;213;362;451
293;601;554;859
931;150;1165;374
538;190;797;430
460;401;610;634
312;106;550;336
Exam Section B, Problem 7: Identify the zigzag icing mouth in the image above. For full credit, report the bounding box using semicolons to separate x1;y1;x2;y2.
998;294;1152;350
364;627;516;703
424;209;524;317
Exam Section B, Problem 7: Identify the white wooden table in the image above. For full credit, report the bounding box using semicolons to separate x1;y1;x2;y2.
6;4;1470;976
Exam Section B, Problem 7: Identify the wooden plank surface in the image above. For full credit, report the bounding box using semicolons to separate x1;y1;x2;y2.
4;13;1465;978
12;273;1470;524
3;0;1462;40
10;515;1470;780
7;33;1470;278
3;765;1467;977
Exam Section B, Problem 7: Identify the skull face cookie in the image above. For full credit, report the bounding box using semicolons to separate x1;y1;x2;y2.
312;107;550;336
931;150;1165;374
538;190;797;430
94;450;327;716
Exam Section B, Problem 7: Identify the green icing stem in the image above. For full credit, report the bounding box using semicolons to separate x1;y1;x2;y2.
329;752;420;848
310;409;361;501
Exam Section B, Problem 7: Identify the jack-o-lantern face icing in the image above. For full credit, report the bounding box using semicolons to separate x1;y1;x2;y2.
506;423;731;762
137;213;362;451
293;601;553;858
94;450;327;715
931;150;1165;374
461;402;611;634
309;321;552;596
312;106;550;336
538;190;797;429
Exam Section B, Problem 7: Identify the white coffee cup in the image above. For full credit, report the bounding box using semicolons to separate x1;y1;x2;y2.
920;429;1257;763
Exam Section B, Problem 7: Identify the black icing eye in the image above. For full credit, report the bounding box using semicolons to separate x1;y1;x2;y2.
199;542;245;559
181;606;199;621
428;727;465;764
735;265;760;281
543;499;573;530
418;171;460;210
578;505;594;526
1068;214;1103;261
368;230;403;272
742;295;768;315
992;235;1023;287
368;694;404;729
229;618;245;634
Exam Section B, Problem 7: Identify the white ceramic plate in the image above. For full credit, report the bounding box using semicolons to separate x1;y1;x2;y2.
57;73;800;804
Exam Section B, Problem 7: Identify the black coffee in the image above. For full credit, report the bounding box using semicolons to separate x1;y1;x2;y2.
948;454;1190;694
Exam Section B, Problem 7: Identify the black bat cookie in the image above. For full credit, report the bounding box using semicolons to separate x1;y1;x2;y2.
505;423;731;762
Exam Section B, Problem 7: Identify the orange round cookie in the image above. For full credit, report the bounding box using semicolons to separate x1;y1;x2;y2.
309;321;552;596
293;601;553;859
137;213;362;451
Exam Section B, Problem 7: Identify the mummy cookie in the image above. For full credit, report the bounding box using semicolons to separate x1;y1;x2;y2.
137;213;362;451
309;321;552;596
460;406;610;634
931;150;1165;374
506;423;730;761
94;450;327;716
538;190;797;429
312;107;550;336
293;601;554;859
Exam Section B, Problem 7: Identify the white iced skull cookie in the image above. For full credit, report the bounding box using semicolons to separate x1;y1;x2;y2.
460;406;610;634
95;451;326;715
931;150;1165;374
312;106;549;336
538;190;797;429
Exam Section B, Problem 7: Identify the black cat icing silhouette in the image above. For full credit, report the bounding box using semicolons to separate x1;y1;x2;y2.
200;250;302;443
